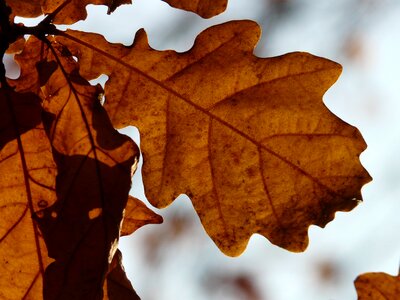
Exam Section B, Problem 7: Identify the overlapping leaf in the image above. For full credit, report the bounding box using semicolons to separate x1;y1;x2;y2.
8;37;44;94
121;196;163;236
4;35;162;298
355;271;400;299
51;20;371;256
163;0;228;18
0;87;56;299
34;37;137;298
104;249;140;300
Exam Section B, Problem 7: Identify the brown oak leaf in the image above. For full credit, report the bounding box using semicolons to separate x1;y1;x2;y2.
121;195;163;237
355;271;400;300
52;20;370;256
5;0;131;24
5;35;158;298
37;40;137;299
0;87;57;299
164;0;228;18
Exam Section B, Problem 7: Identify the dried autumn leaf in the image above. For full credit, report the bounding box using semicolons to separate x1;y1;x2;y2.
7;0;226;21
10;37;67;94
0;87;56;299
163;0;228;18
42;0;132;24
5;0;131;24
8;36;140;298
121;195;163;236
11;30;163;264
355;272;400;300
54;20;370;256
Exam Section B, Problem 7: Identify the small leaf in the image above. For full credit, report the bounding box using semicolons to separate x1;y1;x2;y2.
55;20;370;256
121;196;163;237
5;0;131;24
163;0;227;18
355;271;400;299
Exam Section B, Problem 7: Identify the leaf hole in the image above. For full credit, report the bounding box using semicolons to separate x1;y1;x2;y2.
38;200;48;208
352;197;362;204
89;74;109;105
98;92;106;105
35;211;44;218
88;208;103;220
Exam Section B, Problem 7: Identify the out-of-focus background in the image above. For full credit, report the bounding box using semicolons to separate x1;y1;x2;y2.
11;0;400;299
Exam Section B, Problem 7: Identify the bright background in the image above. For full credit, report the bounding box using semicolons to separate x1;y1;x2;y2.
11;0;400;299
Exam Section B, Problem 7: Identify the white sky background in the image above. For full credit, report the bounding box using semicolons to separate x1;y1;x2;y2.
12;0;400;299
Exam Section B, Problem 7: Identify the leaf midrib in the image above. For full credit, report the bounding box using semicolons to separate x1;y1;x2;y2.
60;31;344;200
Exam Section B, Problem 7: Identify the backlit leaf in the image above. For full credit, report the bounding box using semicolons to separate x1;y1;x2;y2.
5;0;131;24
163;0;228;18
54;20;370;256
355;272;400;300
7;35;140;298
121;196;163;237
0;87;56;299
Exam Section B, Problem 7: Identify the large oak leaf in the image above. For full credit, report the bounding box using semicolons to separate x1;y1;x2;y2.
0;87;56;299
355;272;400;300
54;20;371;256
163;0;228;18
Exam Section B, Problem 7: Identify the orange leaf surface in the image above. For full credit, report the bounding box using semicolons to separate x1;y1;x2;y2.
121;196;163;236
54;20;370;256
0;87;56;299
164;0;228;18
355;272;400;300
